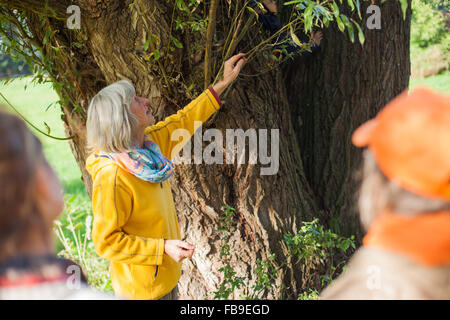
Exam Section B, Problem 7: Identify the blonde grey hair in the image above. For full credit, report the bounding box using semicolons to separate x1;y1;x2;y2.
87;80;138;153
358;149;450;230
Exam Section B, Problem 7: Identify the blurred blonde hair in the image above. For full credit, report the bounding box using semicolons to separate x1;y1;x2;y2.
87;80;138;153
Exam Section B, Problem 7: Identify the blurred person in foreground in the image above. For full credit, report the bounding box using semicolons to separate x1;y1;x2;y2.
320;87;450;299
0;109;112;299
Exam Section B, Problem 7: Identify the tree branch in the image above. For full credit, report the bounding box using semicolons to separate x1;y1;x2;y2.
0;0;69;20
204;0;219;89
0;7;40;49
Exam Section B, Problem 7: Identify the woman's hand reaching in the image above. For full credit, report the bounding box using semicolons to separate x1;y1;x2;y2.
164;239;195;262
212;53;246;96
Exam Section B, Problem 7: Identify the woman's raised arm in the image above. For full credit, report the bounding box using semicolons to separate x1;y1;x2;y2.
144;53;246;160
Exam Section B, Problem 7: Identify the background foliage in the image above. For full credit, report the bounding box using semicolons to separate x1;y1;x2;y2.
410;0;449;78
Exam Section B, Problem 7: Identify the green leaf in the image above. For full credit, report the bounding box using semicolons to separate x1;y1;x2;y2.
45;102;55;112
44;122;51;134
340;14;354;43
336;15;345;32
356;0;362;19
144;39;150;51
153;49;160;61
353;20;365;45
284;0;303;5
73;222;83;230
304;4;314;31
332;2;340;17
305;3;314;17
246;5;259;18
175;16;185;30
399;0;408;20
347;0;355;11
176;0;187;11
150;34;161;46
43;29;52;45
44;3;57;17
289;25;303;47
172;37;183;48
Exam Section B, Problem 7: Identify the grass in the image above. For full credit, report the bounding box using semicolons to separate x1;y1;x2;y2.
0;77;86;195
410;44;449;80
409;69;450;93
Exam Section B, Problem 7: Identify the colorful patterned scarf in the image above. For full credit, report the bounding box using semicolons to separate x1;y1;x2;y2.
98;135;174;183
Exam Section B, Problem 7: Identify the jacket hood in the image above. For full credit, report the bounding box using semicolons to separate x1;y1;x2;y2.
85;152;117;181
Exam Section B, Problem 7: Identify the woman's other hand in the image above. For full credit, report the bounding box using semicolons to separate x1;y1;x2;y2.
164;240;195;262
212;53;246;96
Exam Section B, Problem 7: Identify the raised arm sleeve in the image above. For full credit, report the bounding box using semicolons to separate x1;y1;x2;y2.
145;87;222;160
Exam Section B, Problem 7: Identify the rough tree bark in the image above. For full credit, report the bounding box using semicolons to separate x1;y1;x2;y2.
0;0;411;299
283;1;412;239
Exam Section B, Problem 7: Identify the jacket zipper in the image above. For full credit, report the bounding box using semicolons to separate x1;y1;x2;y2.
155;238;166;279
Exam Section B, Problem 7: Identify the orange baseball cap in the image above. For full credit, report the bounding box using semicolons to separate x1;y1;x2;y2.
352;86;450;200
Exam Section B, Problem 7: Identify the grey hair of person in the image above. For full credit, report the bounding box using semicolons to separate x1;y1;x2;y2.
358;149;450;230
87;80;139;153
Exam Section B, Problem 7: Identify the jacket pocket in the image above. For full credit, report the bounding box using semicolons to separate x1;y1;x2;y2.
130;264;159;291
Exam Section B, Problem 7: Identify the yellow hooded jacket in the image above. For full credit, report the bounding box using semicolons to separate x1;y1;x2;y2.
85;88;221;300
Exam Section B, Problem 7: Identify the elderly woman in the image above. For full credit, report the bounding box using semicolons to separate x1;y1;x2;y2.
86;54;246;300
320;87;450;299
0;109;109;299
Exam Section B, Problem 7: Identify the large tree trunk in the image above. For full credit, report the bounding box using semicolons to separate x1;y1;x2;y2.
283;1;412;239
172;72;319;299
0;0;411;299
